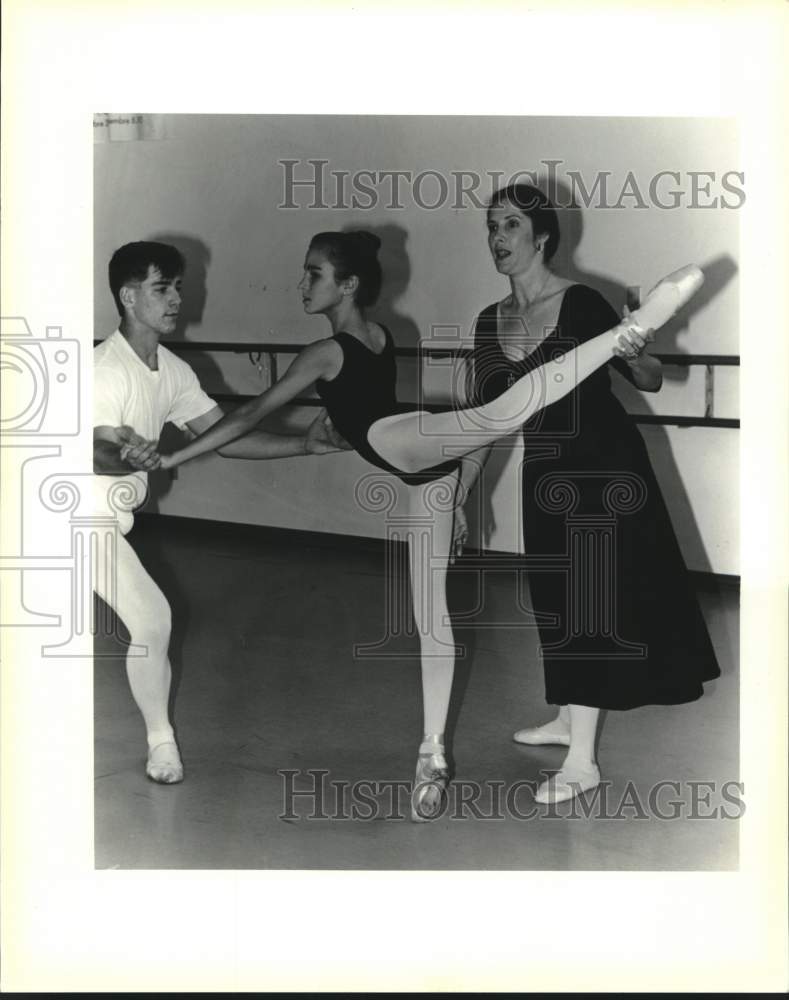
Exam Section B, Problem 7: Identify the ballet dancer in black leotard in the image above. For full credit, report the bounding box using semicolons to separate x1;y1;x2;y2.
314;316;458;485
161;229;704;821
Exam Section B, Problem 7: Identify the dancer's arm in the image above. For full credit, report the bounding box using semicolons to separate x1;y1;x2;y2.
183;404;349;459
161;340;338;468
456;444;493;506
451;445;492;562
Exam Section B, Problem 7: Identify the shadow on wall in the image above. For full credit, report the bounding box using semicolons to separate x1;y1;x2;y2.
150;232;212;333
548;177;738;573
142;232;238;515
340;221;422;351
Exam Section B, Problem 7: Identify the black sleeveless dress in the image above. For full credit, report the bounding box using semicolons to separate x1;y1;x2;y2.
471;284;720;710
316;326;459;486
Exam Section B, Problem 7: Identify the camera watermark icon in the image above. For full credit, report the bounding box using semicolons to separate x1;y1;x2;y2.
0;316;139;655
530;470;649;660
0;466;142;656
411;321;582;452
0;317;80;436
35;475;147;657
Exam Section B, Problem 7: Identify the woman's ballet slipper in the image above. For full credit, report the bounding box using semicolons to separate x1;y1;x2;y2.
624;264;705;337
411;739;450;823
513;724;571;747
146;741;184;784
534;763;600;805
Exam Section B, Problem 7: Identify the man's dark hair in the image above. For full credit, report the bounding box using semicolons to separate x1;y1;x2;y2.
108;241;185;316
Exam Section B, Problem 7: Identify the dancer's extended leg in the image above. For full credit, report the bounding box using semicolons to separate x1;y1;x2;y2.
368;265;703;474
406;471;457;821
94;531;183;783
368;329;617;473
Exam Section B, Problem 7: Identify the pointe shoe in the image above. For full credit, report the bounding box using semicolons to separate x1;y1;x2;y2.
625;264;705;336
146;740;184;784
411;739;449;823
513;724;571;747
534;763;600;804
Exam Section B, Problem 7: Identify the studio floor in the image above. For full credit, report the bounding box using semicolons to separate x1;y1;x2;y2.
94;516;740;871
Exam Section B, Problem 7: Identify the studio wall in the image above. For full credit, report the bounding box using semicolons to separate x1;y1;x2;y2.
94;115;740;573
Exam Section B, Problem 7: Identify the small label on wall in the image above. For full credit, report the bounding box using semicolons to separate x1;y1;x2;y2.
93;114;167;143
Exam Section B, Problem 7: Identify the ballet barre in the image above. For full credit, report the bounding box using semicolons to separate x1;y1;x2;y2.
92;341;740;430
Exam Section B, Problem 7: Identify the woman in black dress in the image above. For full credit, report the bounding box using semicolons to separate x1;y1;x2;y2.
462;184;720;804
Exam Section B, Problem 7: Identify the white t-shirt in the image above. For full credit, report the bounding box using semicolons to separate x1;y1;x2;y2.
94;330;216;533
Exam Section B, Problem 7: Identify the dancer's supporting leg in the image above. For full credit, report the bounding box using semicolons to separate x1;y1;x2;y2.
94;531;182;783
368;265;704;475
406;470;458;822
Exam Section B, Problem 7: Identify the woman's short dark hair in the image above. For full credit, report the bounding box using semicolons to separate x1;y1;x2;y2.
309;230;382;307
488;184;560;262
109;241;185;315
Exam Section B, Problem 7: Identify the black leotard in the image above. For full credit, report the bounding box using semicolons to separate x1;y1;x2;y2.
315;326;459;486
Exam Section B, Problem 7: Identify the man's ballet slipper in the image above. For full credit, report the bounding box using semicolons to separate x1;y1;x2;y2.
146;741;184;784
513;725;571;747
534;764;601;804
627;264;705;335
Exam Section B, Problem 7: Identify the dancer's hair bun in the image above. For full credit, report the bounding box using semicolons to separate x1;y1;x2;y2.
309;229;383;306
348;230;381;254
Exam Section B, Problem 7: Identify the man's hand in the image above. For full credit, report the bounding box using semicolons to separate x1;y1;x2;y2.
305;409;352;454
116;425;162;471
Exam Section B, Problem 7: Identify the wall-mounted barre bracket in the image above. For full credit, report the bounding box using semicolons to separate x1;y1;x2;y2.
704;364;714;419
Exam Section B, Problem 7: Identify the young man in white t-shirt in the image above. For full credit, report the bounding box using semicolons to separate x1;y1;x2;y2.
94;241;343;784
